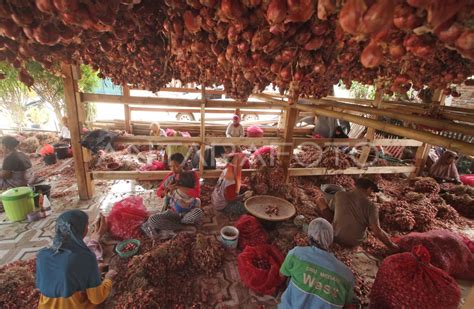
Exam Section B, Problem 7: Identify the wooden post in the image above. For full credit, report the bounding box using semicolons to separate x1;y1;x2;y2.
61;63;94;200
359;87;383;166
412;89;445;177
199;87;206;176
281;105;299;181
123;85;132;133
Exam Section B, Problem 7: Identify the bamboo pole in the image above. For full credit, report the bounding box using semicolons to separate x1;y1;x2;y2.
317;99;474;136
293;103;474;156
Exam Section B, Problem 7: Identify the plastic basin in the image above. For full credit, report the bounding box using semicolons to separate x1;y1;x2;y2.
1;187;35;222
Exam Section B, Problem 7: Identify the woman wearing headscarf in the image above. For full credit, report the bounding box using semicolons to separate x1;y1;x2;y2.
279;218;355;309
211;152;253;216
0;135;33;190
36;210;116;308
226;115;245;137
429;150;461;184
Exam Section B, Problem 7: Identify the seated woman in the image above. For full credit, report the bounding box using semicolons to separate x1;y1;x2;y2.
211;152;253;216
0;136;33;190
226;115;245;137
429;150;461;184
59;116;71;144
149;122;166;137
191;145;226;170
36;210;116;309
164;129;190;164
279;218;355;309
142;171;203;237
157;153;200;209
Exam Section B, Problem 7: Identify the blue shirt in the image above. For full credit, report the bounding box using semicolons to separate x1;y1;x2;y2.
279;246;355;309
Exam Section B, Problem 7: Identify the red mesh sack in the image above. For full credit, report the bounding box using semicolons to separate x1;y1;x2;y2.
235;215;268;250
237;244;286;295
107;196;148;240
247;125;264;137
395;230;474;280
369;245;461;309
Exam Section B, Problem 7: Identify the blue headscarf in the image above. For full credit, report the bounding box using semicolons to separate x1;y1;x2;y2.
36;210;101;298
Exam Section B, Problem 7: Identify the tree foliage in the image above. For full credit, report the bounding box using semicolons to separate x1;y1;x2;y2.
0;62;34;128
26;62;99;125
0;61;100;128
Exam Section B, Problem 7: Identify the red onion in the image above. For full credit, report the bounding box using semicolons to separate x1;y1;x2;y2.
360;42;383;68
280;66;291;81
0;20;21;40
19;69;34;87
220;0;244;20
199;0;217;7
362;0;395;34
406;0;430;8
427;0;463;30
435;21;464;44
304;37;324;50
393;4;422;31
389;43;405;59
285;0;315;23
183;11;202;34
53;0;77;12
266;0;287;25
312;63;326;75
294;31;312;45
339;0;367;35
317;0;336;20
456;30;474;51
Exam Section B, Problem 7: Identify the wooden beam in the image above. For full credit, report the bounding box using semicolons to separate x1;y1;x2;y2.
199;87;206;176
90;169;257;180
293;138;423;147
81;92;284;109
62;63;93;200
317;99;474;135
114;135;201;145
123;85;132;133
288;166;416;176
325;96;474;115
294;103;474;156
412;143;430;177
129;106;281;115
155;87;225;95
205;137;284;146
359;88;383;166
81;93;202;106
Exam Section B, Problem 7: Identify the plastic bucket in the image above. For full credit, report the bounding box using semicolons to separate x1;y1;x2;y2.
321;184;345;202
220;226;239;249
54;144;70;160
1;187;35;222
43;154;57;165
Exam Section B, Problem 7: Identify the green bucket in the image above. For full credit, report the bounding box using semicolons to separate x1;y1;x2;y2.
1;187;35;222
